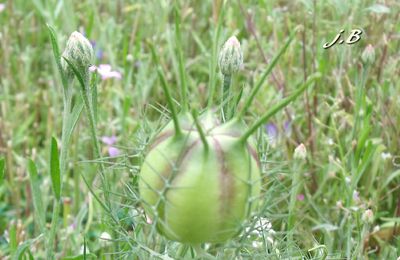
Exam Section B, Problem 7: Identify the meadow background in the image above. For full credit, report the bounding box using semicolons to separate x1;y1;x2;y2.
0;0;399;259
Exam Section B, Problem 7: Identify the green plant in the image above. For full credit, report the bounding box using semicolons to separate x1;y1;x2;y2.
139;27;319;246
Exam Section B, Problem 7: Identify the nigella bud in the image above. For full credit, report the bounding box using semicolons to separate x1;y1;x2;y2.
61;31;94;79
361;44;375;65
218;36;243;75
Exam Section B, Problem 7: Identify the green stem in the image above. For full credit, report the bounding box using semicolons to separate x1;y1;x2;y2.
174;6;188;111
148;42;182;136
191;110;209;151
287;159;304;249
47;93;71;259
221;74;231;122
81;88;111;208
239;74;319;143
206;4;225;110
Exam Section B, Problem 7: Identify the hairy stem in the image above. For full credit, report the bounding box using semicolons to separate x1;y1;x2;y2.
221;74;232;122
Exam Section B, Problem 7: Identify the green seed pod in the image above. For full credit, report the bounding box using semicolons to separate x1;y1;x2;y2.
218;36;243;76
61;31;94;79
139;114;261;243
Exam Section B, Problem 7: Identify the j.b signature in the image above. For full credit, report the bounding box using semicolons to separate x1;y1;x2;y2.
323;29;363;49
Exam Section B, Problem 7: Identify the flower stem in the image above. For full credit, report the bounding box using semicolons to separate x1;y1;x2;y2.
221;74;232;122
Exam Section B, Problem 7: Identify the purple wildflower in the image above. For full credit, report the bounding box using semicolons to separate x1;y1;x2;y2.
90;64;121;80
101;135;117;146
108;146;120;157
265;123;278;140
101;135;120;157
284;120;292;137
0;3;5;12
296;194;305;201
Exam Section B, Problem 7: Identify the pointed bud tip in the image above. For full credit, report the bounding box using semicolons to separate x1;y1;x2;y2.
218;35;243;75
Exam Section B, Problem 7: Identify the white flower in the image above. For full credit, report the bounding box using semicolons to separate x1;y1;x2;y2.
100;231;112;241
381;152;392;160
0;3;5;12
80;245;90;254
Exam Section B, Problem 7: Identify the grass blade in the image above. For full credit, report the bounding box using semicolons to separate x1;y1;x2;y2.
238;28;298;118
0;158;5;186
240;73;320;142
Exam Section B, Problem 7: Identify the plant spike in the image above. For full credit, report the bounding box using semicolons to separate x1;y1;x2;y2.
238;28;298;119
206;1;225;109
191;109;209;151
148;43;182;137
174;5;188;111
239;73;320;143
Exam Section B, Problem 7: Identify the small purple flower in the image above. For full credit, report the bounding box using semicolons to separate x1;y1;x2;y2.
108;146;120;157
284;120;292;137
101;135;120;157
101;135;117;146
90;64;121;80
0;3;5;13
353;190;360;203
265;123;278;140
296;194;305;201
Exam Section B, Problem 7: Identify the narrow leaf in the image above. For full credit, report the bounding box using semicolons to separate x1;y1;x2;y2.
240;73;320;142
62;57;87;92
0;158;5;185
47;24;69;92
27;159;46;233
239;29;298;118
50;137;61;200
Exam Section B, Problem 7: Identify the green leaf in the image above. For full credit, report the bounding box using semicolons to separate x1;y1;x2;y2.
50;137;61;200
65;95;84;144
27;159;46;233
62;57;87;92
0;158;5;185
12;239;34;260
47;24;69;93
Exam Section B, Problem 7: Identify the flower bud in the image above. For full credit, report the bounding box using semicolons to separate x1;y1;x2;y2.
362;209;374;224
294;143;307;160
61;31;94;78
361;44;375;65
218;36;243;75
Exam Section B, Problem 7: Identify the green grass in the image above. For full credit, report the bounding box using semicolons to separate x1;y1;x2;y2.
0;0;399;259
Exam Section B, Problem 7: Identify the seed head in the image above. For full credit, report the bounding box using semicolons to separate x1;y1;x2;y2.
61;31;94;78
218;36;243;75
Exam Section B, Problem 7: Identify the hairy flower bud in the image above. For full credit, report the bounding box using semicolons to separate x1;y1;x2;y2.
218;36;243;75
294;143;307;160
61;31;94;78
361;44;375;65
362;209;374;224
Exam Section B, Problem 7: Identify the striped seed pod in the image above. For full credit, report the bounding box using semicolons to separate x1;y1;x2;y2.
139;113;261;243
